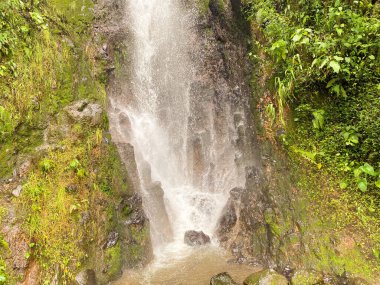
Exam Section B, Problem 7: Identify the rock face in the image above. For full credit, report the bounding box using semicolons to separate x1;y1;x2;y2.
19;262;40;285
75;269;97;285
210;272;238;285
184;230;211;246
65;100;103;126
217;187;243;243
3;226;29;272
243;269;288;285
115;143;141;193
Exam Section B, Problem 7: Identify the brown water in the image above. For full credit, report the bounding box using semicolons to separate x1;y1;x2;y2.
112;247;260;285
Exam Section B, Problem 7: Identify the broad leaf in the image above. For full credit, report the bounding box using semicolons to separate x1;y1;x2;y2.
329;60;340;73
360;163;377;176
292;34;302;42
357;178;367;192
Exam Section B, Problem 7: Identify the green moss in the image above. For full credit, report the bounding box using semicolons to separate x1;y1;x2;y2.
291;270;322;285
105;243;122;279
244;270;288;285
126;226;150;266
264;210;282;237
197;0;210;15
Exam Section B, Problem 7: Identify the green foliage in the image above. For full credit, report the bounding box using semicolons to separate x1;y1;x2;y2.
312;109;325;130
0;106;14;140
0;260;6;284
354;163;380;192
341;126;359;146
246;0;380;273
265;103;276;126
0;0;106;179
245;0;380;191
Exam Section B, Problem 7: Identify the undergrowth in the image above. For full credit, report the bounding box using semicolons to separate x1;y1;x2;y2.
0;0;120;283
244;0;380;278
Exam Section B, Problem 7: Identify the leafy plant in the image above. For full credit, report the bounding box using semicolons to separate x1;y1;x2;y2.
269;39;288;62
312;109;325;130
354;163;380;192
265;103;276;126
39;158;54;173
341;126;359;146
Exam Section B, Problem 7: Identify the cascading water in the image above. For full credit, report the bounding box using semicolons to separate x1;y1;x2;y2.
109;0;255;283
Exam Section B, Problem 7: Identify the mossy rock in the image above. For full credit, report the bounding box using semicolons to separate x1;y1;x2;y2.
210;272;238;285
243;269;288;285
291;270;323;285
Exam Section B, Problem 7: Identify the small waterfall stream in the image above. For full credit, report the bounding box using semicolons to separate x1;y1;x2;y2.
109;0;255;283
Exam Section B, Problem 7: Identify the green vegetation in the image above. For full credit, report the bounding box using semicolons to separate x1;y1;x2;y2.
0;0;144;284
0;0;105;177
244;0;380;278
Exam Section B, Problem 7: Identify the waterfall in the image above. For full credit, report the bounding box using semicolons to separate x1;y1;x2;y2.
109;0;248;263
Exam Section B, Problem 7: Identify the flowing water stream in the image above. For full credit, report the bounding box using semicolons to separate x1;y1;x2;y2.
109;0;257;283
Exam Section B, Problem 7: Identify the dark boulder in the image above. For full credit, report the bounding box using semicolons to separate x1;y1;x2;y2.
184;230;211;246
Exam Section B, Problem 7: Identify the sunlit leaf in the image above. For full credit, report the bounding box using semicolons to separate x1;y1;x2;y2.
329;60;340;73
357;178;367;192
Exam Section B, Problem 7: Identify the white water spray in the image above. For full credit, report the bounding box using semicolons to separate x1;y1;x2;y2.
109;0;247;265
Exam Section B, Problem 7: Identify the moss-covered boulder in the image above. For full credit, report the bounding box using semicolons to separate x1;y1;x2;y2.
243;269;288;285
210;272;238;285
291;270;323;285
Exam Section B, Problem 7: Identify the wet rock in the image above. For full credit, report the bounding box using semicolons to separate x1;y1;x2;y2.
103;232;119;249
75;269;97;285
140;160;152;185
243;269;288;285
230;187;243;200
147;181;164;198
184;230;211;246
291;269;323;285
145;181;173;243
128;193;143;211
217;201;237;235
210;272;238;285
118;112;132;139
12;185;23;197
191;136;206;187
217;187;243;244
65;100;103;126
115;143;141;193
125;210;146;226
